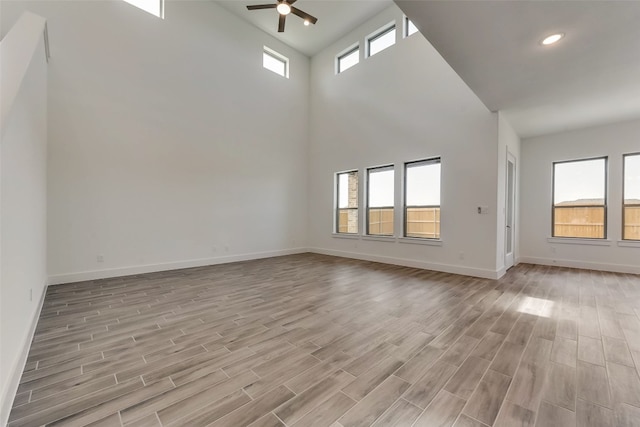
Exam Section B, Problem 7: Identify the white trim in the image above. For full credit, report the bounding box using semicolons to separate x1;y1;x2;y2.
546;237;612;246
519;256;640;275
361;235;396;243
48;248;307;285
332;233;360;240
398;237;443;246
1;281;47;426
617;240;640;248
308;247;502;279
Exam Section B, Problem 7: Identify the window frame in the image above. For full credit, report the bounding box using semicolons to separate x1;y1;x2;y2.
404;16;418;38
335;170;359;235
366;165;395;236
336;44;360;74
263;46;289;78
623;152;640;241
551;156;608;239
403;158;441;240
122;0;164;18
366;23;396;58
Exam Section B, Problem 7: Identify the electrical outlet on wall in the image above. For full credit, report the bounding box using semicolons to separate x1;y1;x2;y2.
97;255;104;263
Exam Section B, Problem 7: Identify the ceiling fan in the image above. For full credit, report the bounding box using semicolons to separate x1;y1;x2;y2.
247;0;318;33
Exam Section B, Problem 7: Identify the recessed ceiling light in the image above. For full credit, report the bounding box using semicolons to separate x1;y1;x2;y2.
541;33;564;46
304;19;310;26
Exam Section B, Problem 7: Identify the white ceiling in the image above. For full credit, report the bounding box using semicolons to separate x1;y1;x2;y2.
215;0;392;57
396;0;640;138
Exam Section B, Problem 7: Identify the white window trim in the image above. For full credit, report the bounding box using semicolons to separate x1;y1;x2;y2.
361;235;396;243
547;237;612;246
398;237;443;246
263;46;289;78
336;43;360;74
617;240;640;248
365;22;396;58
332;233;360;240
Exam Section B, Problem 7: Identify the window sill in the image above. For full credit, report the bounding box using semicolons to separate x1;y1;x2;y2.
361;235;396;243
547;237;612;246
332;233;360;240
617;240;640;248
398;237;443;246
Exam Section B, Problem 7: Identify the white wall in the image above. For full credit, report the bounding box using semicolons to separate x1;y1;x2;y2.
1;1;310;284
521;118;640;273
496;113;521;273
0;12;48;424
308;6;501;278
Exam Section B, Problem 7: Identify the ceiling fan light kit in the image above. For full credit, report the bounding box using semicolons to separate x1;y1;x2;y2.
247;0;318;33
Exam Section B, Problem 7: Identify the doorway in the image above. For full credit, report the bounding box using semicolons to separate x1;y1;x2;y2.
505;153;516;269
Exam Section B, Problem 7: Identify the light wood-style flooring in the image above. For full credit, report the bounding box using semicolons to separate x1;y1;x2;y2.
8;253;640;426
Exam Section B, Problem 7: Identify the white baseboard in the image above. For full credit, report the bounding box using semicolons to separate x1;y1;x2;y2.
1;280;47;427
308;247;502;280
48;248;308;285
519;256;640;275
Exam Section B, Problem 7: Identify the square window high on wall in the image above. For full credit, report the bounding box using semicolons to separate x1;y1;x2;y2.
623;153;640;240
367;166;395;236
553;157;607;239
263;47;289;78
336;171;358;234
404;158;441;239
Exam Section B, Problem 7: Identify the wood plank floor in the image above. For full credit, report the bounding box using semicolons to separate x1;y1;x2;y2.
8;253;640;426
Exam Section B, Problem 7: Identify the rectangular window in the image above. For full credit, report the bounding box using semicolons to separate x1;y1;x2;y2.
367;166;395;236
263;47;289;78
336;171;359;234
337;45;359;74
404;158;441;239
623;153;640;240
553;157;607;239
404;17;419;37
367;24;396;57
123;0;164;18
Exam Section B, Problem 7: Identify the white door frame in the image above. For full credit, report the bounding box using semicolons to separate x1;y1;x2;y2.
505;152;517;269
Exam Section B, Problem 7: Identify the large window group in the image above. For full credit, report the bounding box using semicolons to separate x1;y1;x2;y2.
336;16;418;74
335;158;441;240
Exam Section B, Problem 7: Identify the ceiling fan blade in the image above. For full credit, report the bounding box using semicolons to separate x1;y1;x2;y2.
291;6;317;24
288;0;298;4
247;4;277;10
278;14;286;32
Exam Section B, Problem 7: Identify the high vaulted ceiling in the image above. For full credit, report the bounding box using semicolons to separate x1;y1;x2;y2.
216;0;392;57
217;0;640;139
396;0;640;138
